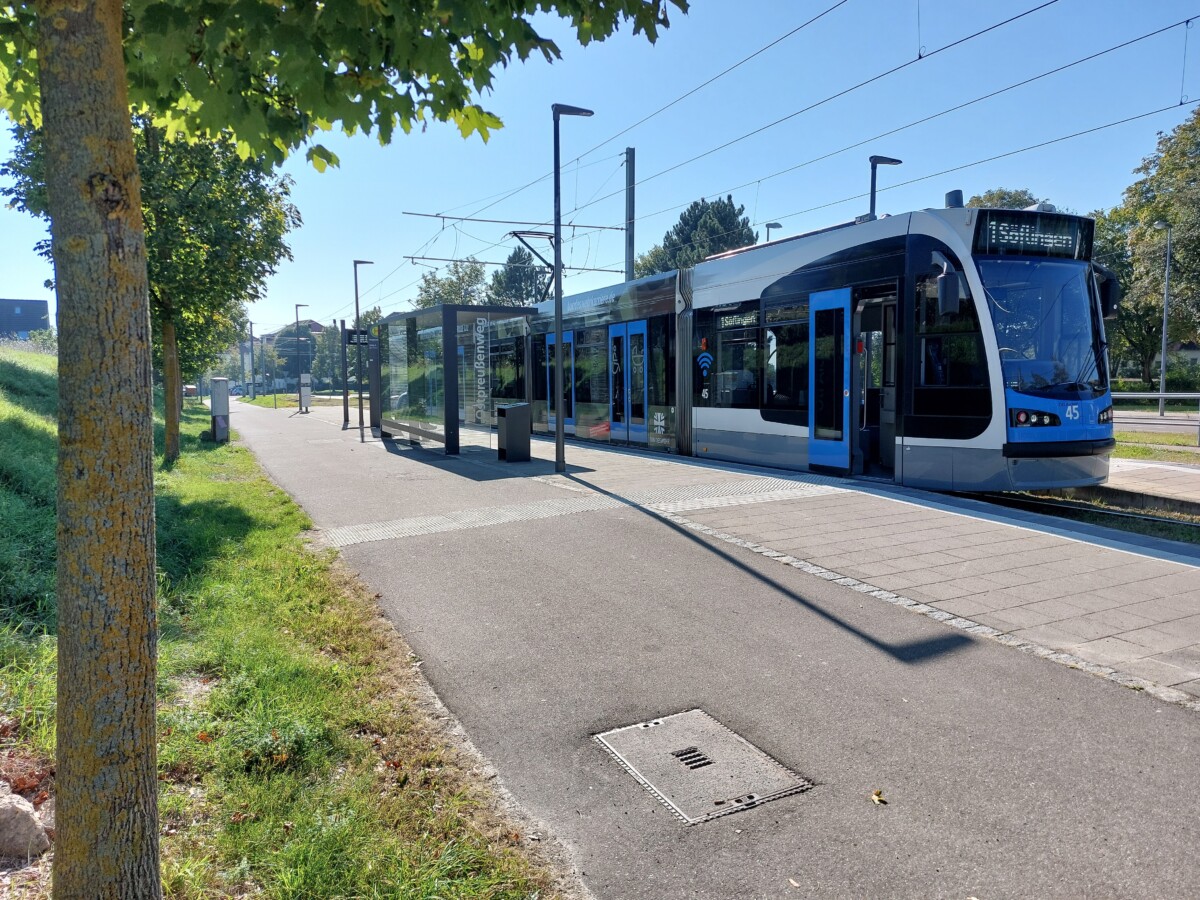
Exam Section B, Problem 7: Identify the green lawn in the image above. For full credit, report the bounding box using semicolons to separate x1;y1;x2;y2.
0;347;557;898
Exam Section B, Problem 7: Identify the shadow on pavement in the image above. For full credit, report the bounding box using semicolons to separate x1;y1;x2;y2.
381;435;595;482
566;472;974;666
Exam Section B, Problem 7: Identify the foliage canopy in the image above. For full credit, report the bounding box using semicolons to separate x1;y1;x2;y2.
635;194;757;276
0;1;687;168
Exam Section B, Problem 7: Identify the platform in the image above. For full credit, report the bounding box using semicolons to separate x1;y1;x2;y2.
337;418;1200;706
1087;457;1200;516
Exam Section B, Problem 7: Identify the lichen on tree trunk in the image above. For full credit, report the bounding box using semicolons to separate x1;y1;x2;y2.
37;0;162;896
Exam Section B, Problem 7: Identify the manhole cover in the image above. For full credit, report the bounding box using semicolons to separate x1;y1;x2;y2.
596;709;812;825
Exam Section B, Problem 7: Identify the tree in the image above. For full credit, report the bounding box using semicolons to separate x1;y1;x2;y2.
0;1;684;893
1121;108;1200;340
489;247;547;306
3;121;302;463
966;187;1040;209
273;322;315;381
634;243;673;278
312;323;342;390
635;195;756;276
415;257;489;308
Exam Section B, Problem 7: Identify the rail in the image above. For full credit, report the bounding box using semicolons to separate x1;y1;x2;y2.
1111;392;1200;445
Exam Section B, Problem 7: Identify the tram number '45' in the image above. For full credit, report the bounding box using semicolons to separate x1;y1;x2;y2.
1064;404;1080;420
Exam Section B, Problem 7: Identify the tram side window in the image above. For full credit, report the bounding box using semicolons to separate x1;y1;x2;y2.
490;339;525;400
764;322;808;413
574;326;609;406
532;336;548;403
693;316;715;407
916;276;987;389
648;315;675;407
715;328;761;409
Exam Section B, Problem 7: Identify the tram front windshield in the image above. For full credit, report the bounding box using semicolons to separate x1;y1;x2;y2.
977;257;1107;398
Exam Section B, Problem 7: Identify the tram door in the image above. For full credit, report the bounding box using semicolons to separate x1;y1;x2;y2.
809;288;852;471
609;320;648;443
547;331;575;434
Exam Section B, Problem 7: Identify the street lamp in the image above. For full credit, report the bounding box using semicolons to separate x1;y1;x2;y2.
1154;221;1172;416
868;155;902;221
553;102;593;474
295;303;309;411
765;222;782;242
353;259;374;442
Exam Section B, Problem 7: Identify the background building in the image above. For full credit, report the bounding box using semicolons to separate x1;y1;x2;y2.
0;299;50;338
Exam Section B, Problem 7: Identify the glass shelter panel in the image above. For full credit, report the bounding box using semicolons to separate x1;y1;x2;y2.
381;306;531;452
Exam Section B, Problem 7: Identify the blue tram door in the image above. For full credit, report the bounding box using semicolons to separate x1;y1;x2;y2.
609;321;648;443
809;288;852;472
547;330;575;434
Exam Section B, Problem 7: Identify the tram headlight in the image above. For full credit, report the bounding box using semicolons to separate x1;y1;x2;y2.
1097;405;1113;424
1010;408;1060;427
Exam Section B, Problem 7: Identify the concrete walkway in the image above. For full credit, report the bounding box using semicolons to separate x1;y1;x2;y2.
230;399;1200;899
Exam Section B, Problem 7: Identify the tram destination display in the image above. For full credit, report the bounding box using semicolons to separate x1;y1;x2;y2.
973;210;1093;260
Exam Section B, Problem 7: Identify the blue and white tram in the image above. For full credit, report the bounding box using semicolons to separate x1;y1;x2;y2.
521;194;1118;491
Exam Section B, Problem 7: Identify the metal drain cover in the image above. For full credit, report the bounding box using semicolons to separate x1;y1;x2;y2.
596;709;812;825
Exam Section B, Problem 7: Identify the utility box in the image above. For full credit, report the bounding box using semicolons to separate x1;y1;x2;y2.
496;403;530;462
210;377;230;443
299;372;312;413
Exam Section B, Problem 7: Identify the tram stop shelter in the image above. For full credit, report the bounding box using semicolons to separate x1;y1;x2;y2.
376;304;536;455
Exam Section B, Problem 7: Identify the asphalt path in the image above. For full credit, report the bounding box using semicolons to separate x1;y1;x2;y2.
232;400;1200;899
1115;410;1200;438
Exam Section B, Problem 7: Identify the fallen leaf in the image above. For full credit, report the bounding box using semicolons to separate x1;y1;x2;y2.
871;789;887;805
196;731;212;744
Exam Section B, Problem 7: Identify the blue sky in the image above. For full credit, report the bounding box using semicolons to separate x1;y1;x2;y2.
3;0;1199;336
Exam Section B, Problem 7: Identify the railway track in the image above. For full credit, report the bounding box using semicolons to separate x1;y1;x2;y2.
964;491;1200;542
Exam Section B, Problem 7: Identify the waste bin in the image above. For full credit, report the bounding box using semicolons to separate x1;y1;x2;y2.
496;403;530;462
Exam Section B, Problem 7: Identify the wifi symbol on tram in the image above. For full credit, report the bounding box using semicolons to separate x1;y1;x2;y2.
697;351;714;377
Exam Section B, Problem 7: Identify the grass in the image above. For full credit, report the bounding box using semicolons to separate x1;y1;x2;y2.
1112;429;1200;465
1115;430;1200;447
0;345;558;898
240;393;354;410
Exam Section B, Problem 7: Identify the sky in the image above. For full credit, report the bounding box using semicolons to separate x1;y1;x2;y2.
3;0;1200;337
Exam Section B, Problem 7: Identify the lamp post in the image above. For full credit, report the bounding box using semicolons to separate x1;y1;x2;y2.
553;102;593;473
1154;221;1172;416
868;155;902;221
295;303;309;409
248;322;256;399
765;222;782;243
353;259;374;442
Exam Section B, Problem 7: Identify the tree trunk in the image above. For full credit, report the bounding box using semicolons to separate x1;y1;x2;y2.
162;316;181;464
37;1;162;897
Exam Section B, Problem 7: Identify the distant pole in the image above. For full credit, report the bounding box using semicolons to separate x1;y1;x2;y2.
625;147;635;281
295;303;308;409
353;260;374;442
340;318;349;425
1156;221;1173;416
246;325;253;397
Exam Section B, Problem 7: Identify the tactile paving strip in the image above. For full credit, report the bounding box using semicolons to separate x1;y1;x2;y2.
324;477;845;547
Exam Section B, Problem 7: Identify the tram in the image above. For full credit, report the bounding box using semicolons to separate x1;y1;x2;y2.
380;192;1119;492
